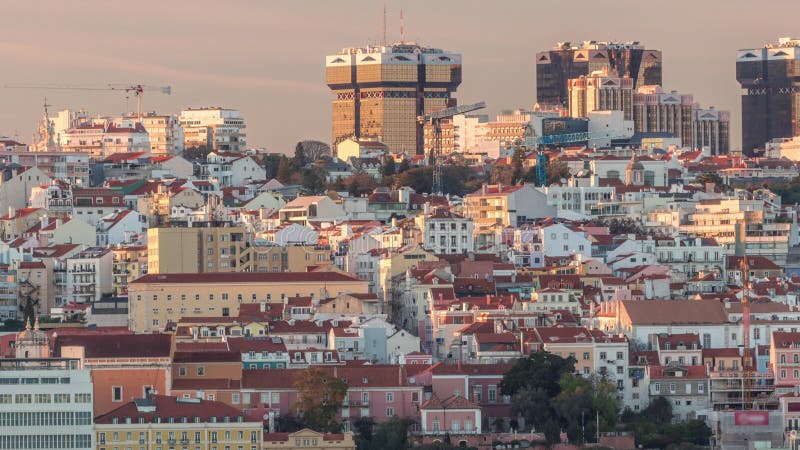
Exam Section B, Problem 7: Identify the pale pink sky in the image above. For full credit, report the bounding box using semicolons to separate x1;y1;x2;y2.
1;0;798;152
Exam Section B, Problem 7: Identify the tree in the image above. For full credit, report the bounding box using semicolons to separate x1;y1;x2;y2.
276;157;293;184
500;351;576;398
511;147;525;183
295;140;331;165
397;158;410;174
294;369;348;432
293;142;307;171
381;155;397;177
694;172;724;187
301;168;327;195
263;154;287;180
342;173;377;197
546;160;571;185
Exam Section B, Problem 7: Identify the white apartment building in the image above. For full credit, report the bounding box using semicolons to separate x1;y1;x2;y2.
179;108;246;152
141;114;184;155
0;358;94;450
416;207;474;255
55;247;113;306
538;223;592;258
541;184;620;220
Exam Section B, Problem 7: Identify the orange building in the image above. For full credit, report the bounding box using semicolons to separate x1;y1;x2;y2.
53;332;172;415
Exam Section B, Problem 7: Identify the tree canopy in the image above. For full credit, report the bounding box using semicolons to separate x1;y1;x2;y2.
293;369;348;432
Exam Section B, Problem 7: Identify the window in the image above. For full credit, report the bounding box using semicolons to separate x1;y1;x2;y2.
668;382;676;393
197;367;205;376
583;352;590;360
616;352;623;360
113;386;123;402
488;385;497;403
386;392;394;403
600;352;607;360
179;367;187;376
654;382;661;393
386;407;394;417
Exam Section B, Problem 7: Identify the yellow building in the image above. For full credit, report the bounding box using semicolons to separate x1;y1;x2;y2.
95;395;262;450
149;226;331;275
147;224;252;274
128;272;368;332
263;429;355;450
326;43;461;153
112;244;148;295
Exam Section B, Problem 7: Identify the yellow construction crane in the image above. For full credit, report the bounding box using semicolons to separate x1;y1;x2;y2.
5;83;171;122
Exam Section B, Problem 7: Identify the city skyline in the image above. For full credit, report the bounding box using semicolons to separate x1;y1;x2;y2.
0;0;798;153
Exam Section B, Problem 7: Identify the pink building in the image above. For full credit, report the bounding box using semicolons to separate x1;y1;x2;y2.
424;363;514;431
770;331;800;394
420;394;482;436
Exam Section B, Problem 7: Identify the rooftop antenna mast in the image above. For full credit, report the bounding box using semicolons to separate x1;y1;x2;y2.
400;9;405;44
382;4;387;46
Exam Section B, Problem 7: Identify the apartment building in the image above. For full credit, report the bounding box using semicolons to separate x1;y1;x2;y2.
128;272;368;332
148;224;329;274
416;207;474;255
95;395;262;450
0;150;90;185
463;184;555;228
179;108;246;152
141;113;184;155
0;358;94;450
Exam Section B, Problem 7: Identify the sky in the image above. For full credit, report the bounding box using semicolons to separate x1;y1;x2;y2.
0;0;798;153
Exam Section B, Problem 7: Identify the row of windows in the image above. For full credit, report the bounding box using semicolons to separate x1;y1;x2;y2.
0;393;90;404
100;430;258;443
0;434;91;449
0;411;91;427
0;377;70;385
653;382;705;394
141;292;310;302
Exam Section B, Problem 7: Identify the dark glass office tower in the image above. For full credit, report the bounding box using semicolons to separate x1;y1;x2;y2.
737;37;800;155
536;41;662;108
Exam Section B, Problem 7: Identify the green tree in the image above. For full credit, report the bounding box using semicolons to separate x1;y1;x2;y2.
546;160;570;185
262;154;286;180
294;369;348;432
500;351;576;398
397;158;410;174
276;157;293;184
511;147;525;183
343;173;377;197
694;172;724;186
301;169;327;195
381;155;397;177
293;142;307;170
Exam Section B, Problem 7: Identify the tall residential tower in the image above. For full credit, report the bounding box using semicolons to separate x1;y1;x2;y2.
536;41;662;108
326;42;462;154
737;37;800;155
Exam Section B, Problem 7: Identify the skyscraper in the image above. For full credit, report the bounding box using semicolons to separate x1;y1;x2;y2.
536;41;662;108
326;42;462;155
632;85;694;149
736;37;800;155
567;68;634;120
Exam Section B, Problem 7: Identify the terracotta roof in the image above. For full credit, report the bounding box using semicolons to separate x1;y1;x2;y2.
131;271;362;284
622;300;727;325
649;365;708;379
726;256;782;271
94;395;246;424
54;334;171;358
173;351;240;363
420;393;479;410
428;362;512;376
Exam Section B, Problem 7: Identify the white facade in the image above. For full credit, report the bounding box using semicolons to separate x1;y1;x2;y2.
417;208;474;255
0;358;94;450
141;114;184;155
539;223;591;258
179;108;246;152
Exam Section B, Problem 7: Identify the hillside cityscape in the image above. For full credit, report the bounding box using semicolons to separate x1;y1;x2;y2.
2;6;800;450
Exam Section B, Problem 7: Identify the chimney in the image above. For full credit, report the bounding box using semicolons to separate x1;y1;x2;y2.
482;183;488;195
7;207;13;218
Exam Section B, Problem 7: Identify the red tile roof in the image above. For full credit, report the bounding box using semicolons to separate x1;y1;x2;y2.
94;395;246;424
53;333;171;358
131;271;363;284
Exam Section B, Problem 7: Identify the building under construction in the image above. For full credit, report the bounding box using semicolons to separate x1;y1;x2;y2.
325;42;462;155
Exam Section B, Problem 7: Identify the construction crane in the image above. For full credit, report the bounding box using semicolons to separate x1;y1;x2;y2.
418;101;486;194
735;220;753;410
5;83;171;122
